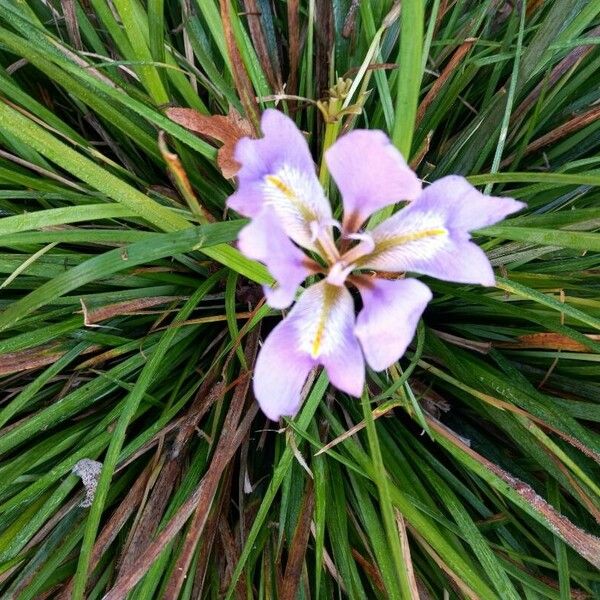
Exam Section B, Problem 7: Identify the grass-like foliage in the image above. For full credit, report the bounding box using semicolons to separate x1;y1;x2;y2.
0;1;599;598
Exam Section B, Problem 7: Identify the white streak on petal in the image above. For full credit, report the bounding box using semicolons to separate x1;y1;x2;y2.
355;176;524;286
228;110;317;218
290;282;350;358
346;232;375;253
415;176;526;231
263;164;332;251
287;281;364;396
253;280;366;418
340;231;375;265
326;262;354;287
358;209;449;272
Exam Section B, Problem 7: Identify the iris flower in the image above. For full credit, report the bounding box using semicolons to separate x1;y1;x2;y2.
228;110;524;420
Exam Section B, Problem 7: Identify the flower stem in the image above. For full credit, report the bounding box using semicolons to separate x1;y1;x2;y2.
318;110;342;190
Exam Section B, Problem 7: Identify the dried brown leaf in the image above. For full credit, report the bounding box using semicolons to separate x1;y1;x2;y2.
242;0;281;90
526;0;545;16
158;131;214;222
166;107;254;179
103;332;260;599
0;345;65;376
342;0;362;38
220;0;260;126
280;480;315;600
57;464;153;599
502;105;600;166
79;296;183;325
218;511;246;600
60;0;83;50
350;549;385;592
495;332;600;352
315;0;334;100
396;510;421;599
192;476;230;596
163;332;259;598
116;458;180;578
409;526;479;600
427;417;600;569
416;39;476;126
287;0;301;97
512;25;600;123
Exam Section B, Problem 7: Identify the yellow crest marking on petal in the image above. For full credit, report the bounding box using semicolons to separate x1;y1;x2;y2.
357;228;447;265
264;174;316;222
310;284;336;358
265;174;295;199
384;227;447;248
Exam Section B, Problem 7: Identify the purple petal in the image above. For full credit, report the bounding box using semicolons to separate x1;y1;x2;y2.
228;110;315;217
254;318;315;420
260;163;332;251
253;280;366;419
319;291;365;397
325;130;422;232
227;181;265;219
227;110;332;251
238;209;310;309
355;278;431;371
357;176;525;286
360;226;497;286
289;281;365;397
412;175;526;230
321;335;365;397
405;235;497;286
243;109;316;175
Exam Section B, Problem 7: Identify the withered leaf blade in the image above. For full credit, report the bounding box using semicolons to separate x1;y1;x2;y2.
166;107;254;179
0;345;65;376
495;332;600;352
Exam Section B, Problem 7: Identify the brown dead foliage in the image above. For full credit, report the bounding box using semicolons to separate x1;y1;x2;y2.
286;0;301;97
167;107;254;179
102;331;260;599
80;296;183;325
495;332;600;352
502;104;600;166
218;507;246;600
241;0;281;91
428;418;600;569
220;0;260;126
57;463;154;599
280;479;315;600
351;548;385;593
416;39;476;126
59;0;83;50
0;345;65;376
315;0;334;100
409;526;479;600
396;510;421;599
512;24;600;123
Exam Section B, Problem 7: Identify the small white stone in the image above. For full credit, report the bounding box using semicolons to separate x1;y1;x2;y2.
72;459;103;508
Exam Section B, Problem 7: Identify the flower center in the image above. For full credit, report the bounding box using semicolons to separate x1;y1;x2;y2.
309;220;340;264
340;231;375;264
325;232;378;286
326;261;354;286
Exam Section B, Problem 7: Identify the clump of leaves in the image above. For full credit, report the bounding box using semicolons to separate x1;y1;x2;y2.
0;1;599;599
